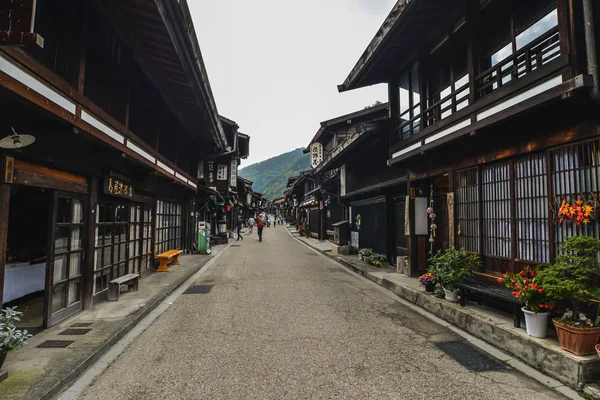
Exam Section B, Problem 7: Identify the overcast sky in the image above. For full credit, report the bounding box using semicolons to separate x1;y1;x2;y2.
189;0;396;167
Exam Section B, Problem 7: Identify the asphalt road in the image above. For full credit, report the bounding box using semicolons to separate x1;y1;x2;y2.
78;225;564;400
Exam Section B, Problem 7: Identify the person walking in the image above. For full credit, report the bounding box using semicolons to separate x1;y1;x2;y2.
236;215;244;241
257;213;266;241
248;216;255;234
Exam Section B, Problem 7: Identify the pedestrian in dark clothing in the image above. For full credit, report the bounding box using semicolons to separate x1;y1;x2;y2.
236;215;243;241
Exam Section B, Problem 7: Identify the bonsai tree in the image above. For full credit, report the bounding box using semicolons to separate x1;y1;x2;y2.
428;248;478;290
536;236;600;327
0;307;32;358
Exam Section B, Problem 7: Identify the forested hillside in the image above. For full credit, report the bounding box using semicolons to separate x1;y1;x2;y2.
239;148;310;199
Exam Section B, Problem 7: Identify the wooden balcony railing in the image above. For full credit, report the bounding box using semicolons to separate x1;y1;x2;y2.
476;26;560;97
393;26;562;146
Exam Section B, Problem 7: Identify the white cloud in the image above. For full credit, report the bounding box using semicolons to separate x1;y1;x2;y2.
189;0;396;166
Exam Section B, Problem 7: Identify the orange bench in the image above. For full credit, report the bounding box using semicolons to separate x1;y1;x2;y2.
156;249;183;272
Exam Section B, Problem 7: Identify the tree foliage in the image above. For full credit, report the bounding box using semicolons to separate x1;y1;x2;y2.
239;148;310;199
536;236;600;321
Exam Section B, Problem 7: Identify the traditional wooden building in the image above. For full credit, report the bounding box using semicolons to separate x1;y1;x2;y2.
198;116;250;241
236;176;255;221
306;104;398;246
339;0;600;277
0;0;230;328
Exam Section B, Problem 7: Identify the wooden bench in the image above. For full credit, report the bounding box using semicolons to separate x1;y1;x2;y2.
457;279;522;328
108;273;139;301
156;249;183;273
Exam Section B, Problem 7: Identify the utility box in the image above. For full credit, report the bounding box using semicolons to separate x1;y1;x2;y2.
332;220;350;246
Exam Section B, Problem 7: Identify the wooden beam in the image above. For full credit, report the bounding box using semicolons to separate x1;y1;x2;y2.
83;177;97;309
0;154;10;306
77;2;87;94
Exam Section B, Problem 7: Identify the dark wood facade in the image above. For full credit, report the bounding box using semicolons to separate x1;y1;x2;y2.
0;0;231;329
339;0;600;277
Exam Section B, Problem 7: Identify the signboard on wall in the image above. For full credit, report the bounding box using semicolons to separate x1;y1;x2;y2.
351;231;359;249
205;161;216;190
310;142;323;169
230;159;237;188
104;170;133;198
340;165;346;197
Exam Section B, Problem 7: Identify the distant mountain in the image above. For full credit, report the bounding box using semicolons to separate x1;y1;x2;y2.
239;148;310;199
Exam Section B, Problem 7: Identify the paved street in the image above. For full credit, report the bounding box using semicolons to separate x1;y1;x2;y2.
78;226;564;400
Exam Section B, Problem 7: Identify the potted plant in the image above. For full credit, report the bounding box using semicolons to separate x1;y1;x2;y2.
368;255;385;268
428;248;477;302
418;273;436;293
500;266;552;338
358;248;373;261
536;236;600;355
0;307;32;370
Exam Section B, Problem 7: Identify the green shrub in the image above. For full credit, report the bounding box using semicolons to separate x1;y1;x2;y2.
427;248;478;290
537;236;600;326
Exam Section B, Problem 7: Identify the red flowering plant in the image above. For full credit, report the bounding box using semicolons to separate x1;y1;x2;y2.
499;266;553;314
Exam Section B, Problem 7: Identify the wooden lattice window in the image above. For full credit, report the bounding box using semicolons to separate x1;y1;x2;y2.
551;140;600;249
482;161;511;258
515;153;549;263
455;168;479;253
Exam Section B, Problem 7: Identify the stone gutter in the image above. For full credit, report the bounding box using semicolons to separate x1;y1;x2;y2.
290;228;600;392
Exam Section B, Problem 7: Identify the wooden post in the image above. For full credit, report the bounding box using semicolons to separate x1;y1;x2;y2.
509;160;517;273
77;1;87;94
557;0;573;80
466;0;480;104
0;154;11;306
83;177;97;309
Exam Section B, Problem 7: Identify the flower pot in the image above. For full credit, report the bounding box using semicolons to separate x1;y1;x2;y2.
0;351;6;371
424;283;434;293
521;308;549;338
553;320;600;356
443;288;460;302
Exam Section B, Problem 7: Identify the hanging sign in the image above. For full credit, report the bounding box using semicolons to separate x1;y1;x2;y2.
310;142;323;169
104;170;133;198
205;161;216;190
230;159;237;188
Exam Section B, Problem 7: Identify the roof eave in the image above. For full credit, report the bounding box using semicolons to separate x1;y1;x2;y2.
338;0;413;93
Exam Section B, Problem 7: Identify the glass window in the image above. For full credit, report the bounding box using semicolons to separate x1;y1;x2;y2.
156;200;182;255
516;9;558;50
455;167;480;253
482;161;512;258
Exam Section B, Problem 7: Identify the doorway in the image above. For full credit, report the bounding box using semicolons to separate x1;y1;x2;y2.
3;186;50;333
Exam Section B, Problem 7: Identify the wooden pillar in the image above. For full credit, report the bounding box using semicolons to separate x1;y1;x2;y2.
83;177;98;309
77;1;87;94
388;78;399;148
466;0;480;104
0;154;11;306
509;160;517;273
557;0;573;79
